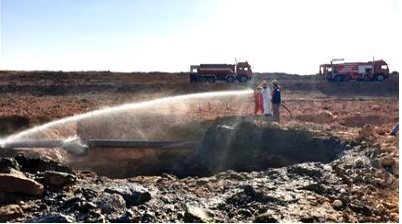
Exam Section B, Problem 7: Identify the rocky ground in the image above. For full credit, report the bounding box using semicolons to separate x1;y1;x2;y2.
0;71;399;222
0;124;399;222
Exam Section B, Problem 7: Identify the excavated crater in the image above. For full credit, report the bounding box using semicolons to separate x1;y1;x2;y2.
68;116;346;178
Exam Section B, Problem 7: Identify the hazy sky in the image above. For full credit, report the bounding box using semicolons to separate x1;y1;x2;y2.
1;0;400;74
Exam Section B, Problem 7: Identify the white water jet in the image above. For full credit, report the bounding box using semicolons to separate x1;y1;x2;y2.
0;89;253;146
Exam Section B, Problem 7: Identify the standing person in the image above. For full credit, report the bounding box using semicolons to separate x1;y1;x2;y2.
271;79;281;122
254;86;264;115
261;81;272;116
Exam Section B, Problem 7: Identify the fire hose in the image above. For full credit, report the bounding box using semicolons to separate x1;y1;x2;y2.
281;102;293;116
1;139;197;156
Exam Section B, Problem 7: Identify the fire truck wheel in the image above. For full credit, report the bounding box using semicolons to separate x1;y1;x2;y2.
207;76;216;83
238;76;248;83
344;75;351;82
190;75;197;83
200;77;208;83
363;75;370;81
226;76;235;83
376;74;385;82
334;75;342;82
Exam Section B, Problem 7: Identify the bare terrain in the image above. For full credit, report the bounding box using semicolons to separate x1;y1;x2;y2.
0;71;399;223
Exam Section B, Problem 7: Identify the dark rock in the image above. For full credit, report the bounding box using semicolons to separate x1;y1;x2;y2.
0;173;44;196
61;196;85;211
355;158;364;168
349;203;372;216
0;192;23;204
253;213;279;223
374;204;386;215
43;171;76;188
95;192;126;214
237;208;253;217
63;196;82;206
287;163;323;178
164;203;175;212
160;195;172;203
300;183;326;194
370;159;381;169
81;188;98;199
196;179;209;186
142;211;155;223
15;155;72;174
41;198;58;206
341;175;352;184
227;185;279;206
242;185;277;203
177;211;185;219
0;157;21;172
333;165;346;176
85;210;106;223
114;210;135;223
104;182;151;206
161;173;176;180
38;203;48;211
300;215;319;223
78;201;97;213
27;213;76;223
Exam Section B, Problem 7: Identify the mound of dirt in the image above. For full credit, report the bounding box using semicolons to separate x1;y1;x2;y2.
186;117;345;176
296;110;336;124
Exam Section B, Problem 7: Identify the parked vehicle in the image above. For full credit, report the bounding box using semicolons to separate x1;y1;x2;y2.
190;61;252;83
319;59;390;82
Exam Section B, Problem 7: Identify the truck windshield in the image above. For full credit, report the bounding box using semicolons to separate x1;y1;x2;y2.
381;65;388;69
190;66;199;73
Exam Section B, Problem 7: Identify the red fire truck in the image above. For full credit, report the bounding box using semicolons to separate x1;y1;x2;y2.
190;61;252;83
319;59;390;82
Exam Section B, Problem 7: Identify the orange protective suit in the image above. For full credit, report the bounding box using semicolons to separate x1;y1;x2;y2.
254;92;264;115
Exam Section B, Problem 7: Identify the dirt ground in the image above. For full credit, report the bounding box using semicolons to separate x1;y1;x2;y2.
0;71;398;136
0;71;399;223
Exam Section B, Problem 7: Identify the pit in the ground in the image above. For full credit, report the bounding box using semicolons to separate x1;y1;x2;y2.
67;117;346;178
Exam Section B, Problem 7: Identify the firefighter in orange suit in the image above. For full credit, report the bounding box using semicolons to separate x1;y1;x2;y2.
254;86;264;115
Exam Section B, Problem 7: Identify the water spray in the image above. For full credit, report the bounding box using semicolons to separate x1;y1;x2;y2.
0;89;253;155
1;136;88;156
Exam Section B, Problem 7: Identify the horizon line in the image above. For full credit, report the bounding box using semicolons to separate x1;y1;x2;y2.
0;70;315;76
